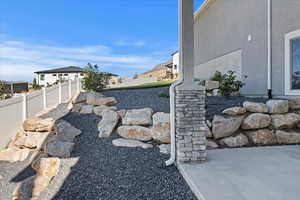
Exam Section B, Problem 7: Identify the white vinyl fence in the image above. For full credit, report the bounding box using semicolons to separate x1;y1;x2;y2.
0;79;82;149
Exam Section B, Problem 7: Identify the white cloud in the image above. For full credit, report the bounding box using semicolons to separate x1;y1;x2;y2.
0;39;166;81
114;40;146;47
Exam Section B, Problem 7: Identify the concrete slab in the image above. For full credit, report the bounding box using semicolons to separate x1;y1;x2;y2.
178;145;300;200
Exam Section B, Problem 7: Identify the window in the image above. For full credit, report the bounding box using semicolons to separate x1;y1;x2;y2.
174;65;177;70
53;74;57;76
40;74;45;81
58;74;63;77
285;29;300;95
64;74;68;76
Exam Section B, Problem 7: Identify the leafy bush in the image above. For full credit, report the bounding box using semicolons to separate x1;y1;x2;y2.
0;81;10;100
82;63;110;92
32;78;42;90
159;91;170;98
211;71;245;96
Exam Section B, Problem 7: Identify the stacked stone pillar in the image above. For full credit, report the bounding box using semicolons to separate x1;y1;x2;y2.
175;88;207;163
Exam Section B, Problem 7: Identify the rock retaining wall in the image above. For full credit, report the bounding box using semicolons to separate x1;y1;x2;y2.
206;99;300;149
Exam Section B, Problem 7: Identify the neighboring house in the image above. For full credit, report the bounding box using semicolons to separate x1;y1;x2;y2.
3;81;28;94
139;60;174;80
35;66;84;86
171;51;180;75
193;0;300;97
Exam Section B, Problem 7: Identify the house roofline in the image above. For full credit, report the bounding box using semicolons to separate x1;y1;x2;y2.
194;0;216;20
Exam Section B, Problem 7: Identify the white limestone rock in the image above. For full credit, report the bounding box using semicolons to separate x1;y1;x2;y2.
245;129;276;145
275;130;300;144
151;112;170;143
219;134;249;148
241;113;271;130
14;131;51;150
98;110;120;138
205;80;219;91
55;120;82;142
271;113;300;129
112;138;153;149
288;98;300;110
0;147;30;163
243;101;268;113
93;105;117;116
80;105;94;114
87;92;117;106
122;108;153;126
266;100;289;114
23;117;54;132
117;126;153;141
222;107;247;116
212;115;244;139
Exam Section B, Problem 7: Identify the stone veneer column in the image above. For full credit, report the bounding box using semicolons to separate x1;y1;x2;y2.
175;0;207;163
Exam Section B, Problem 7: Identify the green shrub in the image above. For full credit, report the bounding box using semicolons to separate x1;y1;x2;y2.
32;78;42;90
211;71;245;96
82;63;110;92
0;81;10;100
159;91;170;98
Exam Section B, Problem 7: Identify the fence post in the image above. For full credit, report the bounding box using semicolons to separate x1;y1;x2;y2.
77;78;80;94
43;87;47;109
69;79;72;99
58;82;62;104
22;93;27;121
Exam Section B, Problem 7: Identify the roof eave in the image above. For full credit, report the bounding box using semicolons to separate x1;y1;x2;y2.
194;0;215;20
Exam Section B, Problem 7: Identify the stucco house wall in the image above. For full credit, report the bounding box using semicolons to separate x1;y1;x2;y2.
36;72;83;86
194;0;268;96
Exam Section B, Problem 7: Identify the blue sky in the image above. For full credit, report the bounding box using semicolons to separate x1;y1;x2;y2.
0;0;203;82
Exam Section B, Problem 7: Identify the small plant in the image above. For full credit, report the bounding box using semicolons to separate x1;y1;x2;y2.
211;71;245;96
82;63;110;92
159;91;170;98
0;81;10;100
32;78;42;90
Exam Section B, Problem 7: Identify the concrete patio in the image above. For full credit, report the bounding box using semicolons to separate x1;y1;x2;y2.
178;145;300;200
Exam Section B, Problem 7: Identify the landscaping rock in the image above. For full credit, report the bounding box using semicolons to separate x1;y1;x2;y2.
117;126;152;141
222;107;247;115
219;134;249;147
14;131;50;150
267;100;289;114
207;140;219;149
212;115;244;139
271;113;300;129
23;117;54;132
55;120;82;142
158;144;171;154
93;105;117;116
80;105;94;114
87;92;117;106
45;141;74;158
243;101;268;113
212;89;219;96
0;147;30;162
151;112;170;143
275;130;300;144
206;120;212;128
31;157;60;177
98;110;119;138
205;124;213;138
205;80;219;91
288;98;300;110
73;92;87;104
245;129;276;145
122;108;153;126
112;138;153;149
241;113;271;130
117;109;127;119
12;175;52;200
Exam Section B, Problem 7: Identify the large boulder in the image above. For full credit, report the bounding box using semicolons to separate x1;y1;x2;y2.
12;175;52;200
112;138;153;149
207;140;219;149
219;134;249;148
73;92;87;104
117;109;127;119
55;121;82;142
23;117;54;132
271;113;300;129
275;130;300;144
151;112;170;143
45;141;74;158
288;98;300;110
31;157;60;177
212;115;244;139
117;126;152;141
245;129;276;145
205;80;219;91
241;113;271;130
98;110;120;138
266;100;289;114
14;131;51;150
80;105;94;114
243;102;268;113
222;107;247;116
0;147;30;162
122;108;153;126
87;92;117;106
93;105;117;116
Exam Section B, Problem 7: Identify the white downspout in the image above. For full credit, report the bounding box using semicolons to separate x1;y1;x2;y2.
267;0;272;98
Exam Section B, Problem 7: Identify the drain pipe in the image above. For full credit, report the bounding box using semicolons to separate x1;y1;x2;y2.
267;0;272;99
